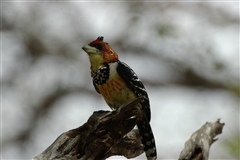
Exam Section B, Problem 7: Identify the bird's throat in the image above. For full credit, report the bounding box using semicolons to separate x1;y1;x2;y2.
89;54;103;72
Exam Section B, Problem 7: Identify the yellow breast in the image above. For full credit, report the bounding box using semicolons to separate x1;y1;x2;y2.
97;77;136;110
98;77;122;99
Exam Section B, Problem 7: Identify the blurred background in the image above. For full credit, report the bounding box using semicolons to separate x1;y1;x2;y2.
1;1;239;160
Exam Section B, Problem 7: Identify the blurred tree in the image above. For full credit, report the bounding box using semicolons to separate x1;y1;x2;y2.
1;1;239;159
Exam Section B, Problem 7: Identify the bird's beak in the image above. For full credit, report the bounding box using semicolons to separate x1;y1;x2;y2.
82;45;98;55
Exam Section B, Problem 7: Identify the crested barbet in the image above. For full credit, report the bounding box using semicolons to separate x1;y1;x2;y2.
82;36;157;160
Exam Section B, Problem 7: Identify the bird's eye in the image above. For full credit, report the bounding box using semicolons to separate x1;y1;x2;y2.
95;44;105;51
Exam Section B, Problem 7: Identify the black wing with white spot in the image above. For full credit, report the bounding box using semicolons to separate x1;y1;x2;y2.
116;61;151;122
117;61;157;159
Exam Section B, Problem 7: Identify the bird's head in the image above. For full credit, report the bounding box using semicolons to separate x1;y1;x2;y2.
82;36;118;71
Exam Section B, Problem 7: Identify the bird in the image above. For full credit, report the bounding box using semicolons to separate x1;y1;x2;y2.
82;36;157;160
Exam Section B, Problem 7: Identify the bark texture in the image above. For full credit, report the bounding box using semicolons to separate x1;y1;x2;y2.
179;119;225;160
34;97;144;160
34;97;225;160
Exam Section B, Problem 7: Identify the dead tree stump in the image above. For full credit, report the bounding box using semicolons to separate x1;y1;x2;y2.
34;97;144;160
34;96;225;160
179;119;225;160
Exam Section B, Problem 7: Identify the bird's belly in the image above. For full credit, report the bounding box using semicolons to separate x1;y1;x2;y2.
97;77;136;110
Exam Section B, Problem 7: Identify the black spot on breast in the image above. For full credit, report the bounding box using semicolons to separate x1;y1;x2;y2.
92;64;110;85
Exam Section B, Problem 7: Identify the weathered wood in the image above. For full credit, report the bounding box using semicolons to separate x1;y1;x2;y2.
34;95;225;160
179;119;225;160
34;97;144;160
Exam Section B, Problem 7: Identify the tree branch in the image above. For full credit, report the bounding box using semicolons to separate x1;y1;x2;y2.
34;97;225;160
179;119;225;160
34;97;144;160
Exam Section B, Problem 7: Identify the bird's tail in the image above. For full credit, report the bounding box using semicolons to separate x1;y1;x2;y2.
137;120;157;160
